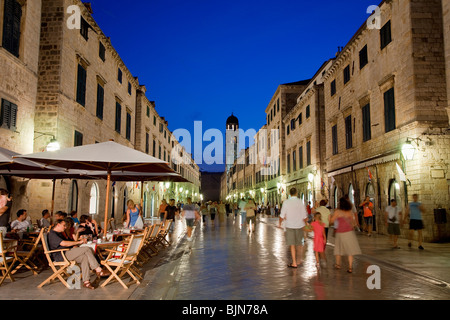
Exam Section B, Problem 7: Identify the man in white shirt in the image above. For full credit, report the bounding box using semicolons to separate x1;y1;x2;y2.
11;209;31;233
279;188;308;268
385;199;402;249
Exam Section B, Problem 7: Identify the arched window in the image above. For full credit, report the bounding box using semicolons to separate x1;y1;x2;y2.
389;179;401;205
348;184;355;205
333;186;339;209
89;183;99;215
68;180;78;213
366;182;375;203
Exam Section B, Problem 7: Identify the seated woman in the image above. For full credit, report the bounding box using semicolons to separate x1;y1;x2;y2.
77;215;99;239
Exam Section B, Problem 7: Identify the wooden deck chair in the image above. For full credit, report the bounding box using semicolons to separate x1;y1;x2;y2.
0;233;19;286
159;219;173;247
100;233;145;289
156;220;172;248
12;228;45;275
136;226;155;265
146;224;162;256
37;231;77;289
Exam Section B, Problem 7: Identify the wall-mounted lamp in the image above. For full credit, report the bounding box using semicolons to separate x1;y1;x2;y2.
34;132;60;152
402;138;420;161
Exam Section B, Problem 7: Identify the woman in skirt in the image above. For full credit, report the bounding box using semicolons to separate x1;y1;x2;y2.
330;197;362;273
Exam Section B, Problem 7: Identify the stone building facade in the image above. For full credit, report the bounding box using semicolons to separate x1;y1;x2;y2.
0;0;200;225
221;0;450;242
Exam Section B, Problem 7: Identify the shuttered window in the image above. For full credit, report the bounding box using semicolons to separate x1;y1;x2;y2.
306;141;311;166
99;42;106;61
287;154;291;174
2;0;22;57
292;151;297;172
359;45;368;70
74;131;83;147
115;102;121;133
299;146;304;169
306;105;311;119
0;99;17;131
345;115;353;149
332;125;338;155
96;83;104;120
126;112;131;141
380;20;392;50
344;65;351;84
384;88;396;133
76;64;87;107
362;103;372;142
331;80;337;96
145;132;150;154
80;17;89;40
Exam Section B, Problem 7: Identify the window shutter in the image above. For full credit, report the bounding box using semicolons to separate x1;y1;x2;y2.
332;125;338;155
299;146;304;169
362;104;372;142
126;113;131;141
384;88;396;133
345;115;352;149
1;99;17;131
115;102;121;133
306;141;311;166
76;64;87;106
2;0;22;57
96;84;104;120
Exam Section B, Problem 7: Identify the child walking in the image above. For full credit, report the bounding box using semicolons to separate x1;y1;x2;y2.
311;213;327;268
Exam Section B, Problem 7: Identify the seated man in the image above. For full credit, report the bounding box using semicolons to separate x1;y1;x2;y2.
11;209;31;233
48;220;110;290
40;210;51;228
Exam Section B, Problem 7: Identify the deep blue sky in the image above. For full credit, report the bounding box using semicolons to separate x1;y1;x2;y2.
90;0;377;172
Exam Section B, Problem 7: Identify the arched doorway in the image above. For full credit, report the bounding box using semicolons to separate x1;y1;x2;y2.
122;187;128;218
89;183;99;216
68;180;78;213
388;179;402;205
333;186;339;209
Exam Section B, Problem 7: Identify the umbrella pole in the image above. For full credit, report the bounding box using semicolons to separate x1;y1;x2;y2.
103;172;111;239
140;181;144;212
51;179;56;217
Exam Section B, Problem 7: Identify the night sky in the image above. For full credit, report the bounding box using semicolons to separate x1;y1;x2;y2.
90;0;377;172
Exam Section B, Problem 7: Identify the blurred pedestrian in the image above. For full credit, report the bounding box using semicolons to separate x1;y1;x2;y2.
209;201;218;228
405;194;425;250
313;200;331;241
182;197;200;242
385;199;402;249
331;198;361;273
159;199;168;222
239;198;247;227
279;188;308;268
245;198;257;233
310;212;327;268
359;196;374;236
218;201;226;224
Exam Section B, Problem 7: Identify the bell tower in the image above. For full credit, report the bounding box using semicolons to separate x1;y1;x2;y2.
226;113;239;173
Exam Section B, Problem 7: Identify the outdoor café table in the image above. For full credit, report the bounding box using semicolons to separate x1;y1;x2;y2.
112;229;144;241
80;241;124;261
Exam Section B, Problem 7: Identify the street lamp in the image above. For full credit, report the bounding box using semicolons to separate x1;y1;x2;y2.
34;132;61;152
401;140;416;161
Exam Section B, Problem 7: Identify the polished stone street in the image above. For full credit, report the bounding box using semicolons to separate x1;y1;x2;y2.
1;214;449;301
131;215;450;301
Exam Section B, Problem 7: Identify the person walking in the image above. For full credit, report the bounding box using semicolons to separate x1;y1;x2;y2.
404;194;425;250
330;198;362;273
182;197;200;242
238;198;247;227
209;202;218;228
279;188;308;269
159;199;168;222
359;196;374;236
385;199;402;249
218;201;226;225
310;212;327;268
313;200;331;242
244;198;257;233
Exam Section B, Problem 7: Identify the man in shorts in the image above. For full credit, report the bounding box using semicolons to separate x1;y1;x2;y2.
385;199;402;249
279;188;308;268
405;194;425;250
360;196;374;236
182;197;200;242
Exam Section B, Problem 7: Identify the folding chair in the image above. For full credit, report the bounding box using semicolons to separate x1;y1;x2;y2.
136;226;154;266
157;220;173;247
100;233;145;289
146;224;162;256
37;232;77;289
1;233;19;286
12;228;45;275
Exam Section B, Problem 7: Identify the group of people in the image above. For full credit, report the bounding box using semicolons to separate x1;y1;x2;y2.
277;187;427;273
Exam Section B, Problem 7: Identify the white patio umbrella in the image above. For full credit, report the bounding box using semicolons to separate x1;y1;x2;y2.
15;141;176;237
